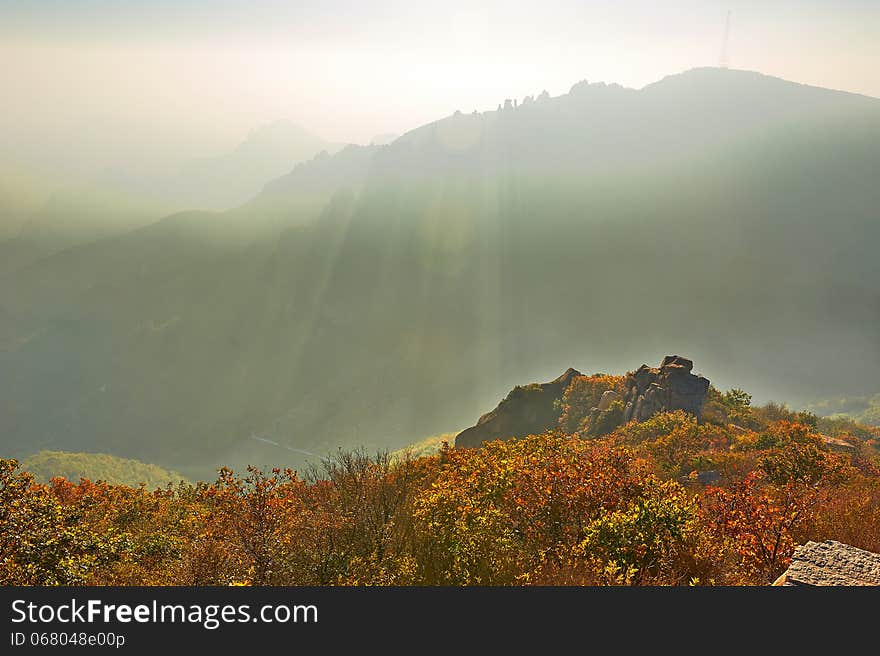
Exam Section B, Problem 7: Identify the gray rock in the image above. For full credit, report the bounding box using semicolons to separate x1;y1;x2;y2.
697;470;721;485
622;355;710;423
598;389;621;411
776;540;880;586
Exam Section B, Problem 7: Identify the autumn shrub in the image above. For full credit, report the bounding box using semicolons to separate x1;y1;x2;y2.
749;402;818;431
802;477;880;553
701;424;856;585
557;374;626;433
2;403;878;587
702;473;818;584
412;434;712;585
586;400;626;438
0;460;125;585
575;478;698;582
305;450;428;585
47;477;188;585
613;410;696;445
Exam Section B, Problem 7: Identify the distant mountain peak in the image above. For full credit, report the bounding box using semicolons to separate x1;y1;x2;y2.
236;120;327;153
644;66;879;102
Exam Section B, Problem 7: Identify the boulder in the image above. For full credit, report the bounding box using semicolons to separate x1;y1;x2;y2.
598;389;621;411
774;540;880;586
622;355;710;423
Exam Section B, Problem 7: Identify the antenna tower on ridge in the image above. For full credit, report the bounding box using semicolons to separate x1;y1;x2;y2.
720;10;732;69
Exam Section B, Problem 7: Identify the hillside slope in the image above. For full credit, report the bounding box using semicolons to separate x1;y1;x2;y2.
20;450;187;488
1;68;878;478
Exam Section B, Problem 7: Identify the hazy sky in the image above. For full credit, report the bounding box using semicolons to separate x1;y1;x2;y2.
2;0;878;177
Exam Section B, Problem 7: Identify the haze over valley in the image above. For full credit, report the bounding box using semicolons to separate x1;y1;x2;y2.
1;64;879;479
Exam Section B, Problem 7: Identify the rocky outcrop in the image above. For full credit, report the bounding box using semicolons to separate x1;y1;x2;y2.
454;368;581;449
454;355;710;450
622;355;710;423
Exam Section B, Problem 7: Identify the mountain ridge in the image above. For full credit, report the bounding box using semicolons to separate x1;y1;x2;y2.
2;67;878;478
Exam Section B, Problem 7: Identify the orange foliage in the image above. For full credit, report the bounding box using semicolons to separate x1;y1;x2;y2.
1;416;878;586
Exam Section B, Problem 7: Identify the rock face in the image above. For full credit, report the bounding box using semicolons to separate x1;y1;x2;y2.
598;390;621;411
454;368;581;449
454;355;710;450
622;355;710;423
774;540;880;586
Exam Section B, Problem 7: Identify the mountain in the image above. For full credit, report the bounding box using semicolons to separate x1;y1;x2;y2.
20;450;187;488
102;120;339;210
1;68;879;479
807;394;880;426
0;182;171;277
0;121;335;276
